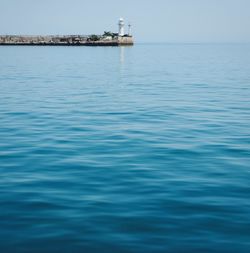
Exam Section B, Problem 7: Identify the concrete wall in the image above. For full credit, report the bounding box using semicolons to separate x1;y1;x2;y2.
118;36;134;45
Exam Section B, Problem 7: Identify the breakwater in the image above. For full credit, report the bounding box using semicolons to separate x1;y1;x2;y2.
0;34;134;46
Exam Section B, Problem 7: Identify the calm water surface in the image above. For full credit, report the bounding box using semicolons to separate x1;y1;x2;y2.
0;44;250;253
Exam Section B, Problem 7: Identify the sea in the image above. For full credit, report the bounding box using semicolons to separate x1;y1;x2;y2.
0;44;250;253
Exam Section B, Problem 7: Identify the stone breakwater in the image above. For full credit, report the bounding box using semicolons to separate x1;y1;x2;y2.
0;35;134;46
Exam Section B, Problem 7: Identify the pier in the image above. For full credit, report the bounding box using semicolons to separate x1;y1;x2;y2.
0;34;133;46
0;18;134;46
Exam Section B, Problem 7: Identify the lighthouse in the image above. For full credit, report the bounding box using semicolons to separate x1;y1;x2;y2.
118;18;125;36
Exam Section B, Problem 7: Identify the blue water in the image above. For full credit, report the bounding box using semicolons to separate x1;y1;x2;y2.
0;44;250;253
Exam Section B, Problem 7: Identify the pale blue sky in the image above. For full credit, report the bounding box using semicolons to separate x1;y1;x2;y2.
0;0;249;43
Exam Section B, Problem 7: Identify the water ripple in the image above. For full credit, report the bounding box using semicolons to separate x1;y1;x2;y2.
0;44;250;253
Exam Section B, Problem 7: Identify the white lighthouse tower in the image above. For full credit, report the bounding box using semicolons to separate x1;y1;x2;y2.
118;18;125;37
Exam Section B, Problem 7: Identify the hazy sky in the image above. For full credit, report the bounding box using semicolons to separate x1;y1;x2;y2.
0;0;249;43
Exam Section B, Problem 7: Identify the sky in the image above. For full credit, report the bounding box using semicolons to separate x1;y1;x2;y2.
0;0;250;43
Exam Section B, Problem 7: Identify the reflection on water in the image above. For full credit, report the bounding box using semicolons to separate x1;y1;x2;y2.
0;44;250;253
120;46;125;64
